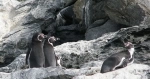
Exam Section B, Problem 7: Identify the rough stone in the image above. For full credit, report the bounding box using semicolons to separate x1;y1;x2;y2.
73;0;108;28
0;54;26;73
0;0;150;79
0;72;10;79
0;58;149;79
85;20;121;40
73;64;150;79
104;0;150;26
54;25;150;68
54;24;85;45
0;0;67;66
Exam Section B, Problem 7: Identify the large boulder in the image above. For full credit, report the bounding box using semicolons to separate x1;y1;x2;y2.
0;25;149;78
54;25;150;68
73;0;108;27
104;0;150;26
0;0;73;66
0;0;150;79
73;64;150;79
0;54;25;73
0;58;149;79
0;0;21;40
85;20;121;40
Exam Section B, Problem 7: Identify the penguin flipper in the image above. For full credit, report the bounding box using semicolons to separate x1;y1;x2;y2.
116;60;127;69
25;46;32;65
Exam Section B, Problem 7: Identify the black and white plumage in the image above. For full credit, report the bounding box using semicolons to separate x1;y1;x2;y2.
100;42;135;73
25;33;46;68
43;36;59;67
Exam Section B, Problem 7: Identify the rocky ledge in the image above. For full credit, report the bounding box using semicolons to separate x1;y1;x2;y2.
0;25;150;79
0;0;150;79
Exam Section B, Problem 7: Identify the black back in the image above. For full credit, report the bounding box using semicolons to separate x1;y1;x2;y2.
25;32;46;68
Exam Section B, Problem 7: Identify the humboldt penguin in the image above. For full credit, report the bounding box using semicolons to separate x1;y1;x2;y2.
100;42;135;73
25;33;46;68
43;36;59;67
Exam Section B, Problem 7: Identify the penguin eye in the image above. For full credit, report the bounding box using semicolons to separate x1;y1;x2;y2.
37;34;44;41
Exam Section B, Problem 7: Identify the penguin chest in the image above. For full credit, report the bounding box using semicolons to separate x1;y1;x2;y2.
44;46;57;66
29;46;44;61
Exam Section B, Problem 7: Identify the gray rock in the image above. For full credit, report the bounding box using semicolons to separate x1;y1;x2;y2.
73;0;108;27
0;0;68;66
0;72;10;79
85;20;121;40
63;0;77;6
1;0;150;79
55;25;150;68
54;24;85;45
11;67;78;79
0;54;26;73
73;64;150;79
81;61;103;68
104;0;150;26
73;0;85;23
0;62;149;79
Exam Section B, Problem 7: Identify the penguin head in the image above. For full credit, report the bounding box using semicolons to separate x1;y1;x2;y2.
124;42;134;49
32;33;46;42
48;36;60;43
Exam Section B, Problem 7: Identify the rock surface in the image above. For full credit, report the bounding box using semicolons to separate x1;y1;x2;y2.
0;58;149;79
104;0;150;26
73;64;150;79
0;0;150;79
85;20;121;40
0;54;25;73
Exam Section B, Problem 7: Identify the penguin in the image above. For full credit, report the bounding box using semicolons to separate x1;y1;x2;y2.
25;33;46;68
100;42;135;73
43;36;59;67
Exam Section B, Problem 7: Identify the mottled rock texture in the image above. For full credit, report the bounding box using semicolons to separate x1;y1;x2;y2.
0;0;150;79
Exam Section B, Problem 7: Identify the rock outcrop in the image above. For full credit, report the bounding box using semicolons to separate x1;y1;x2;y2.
0;0;150;79
104;0;150;26
0;57;149;79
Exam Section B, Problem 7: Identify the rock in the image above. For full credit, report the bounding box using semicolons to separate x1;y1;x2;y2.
0;25;149;79
85;20;121;40
1;25;149;71
90;0;108;23
0;0;69;66
45;6;79;34
73;64;150;79
73;0;85;23
0;54;26;73
0;0;21;40
11;67;79;79
54;24;85;45
0;72;10;79
54;25;150;68
2;0;21;7
0;1;150;79
104;0;150;26
0;61;149;79
63;0;77;6
81;61;103;68
73;0;108;27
